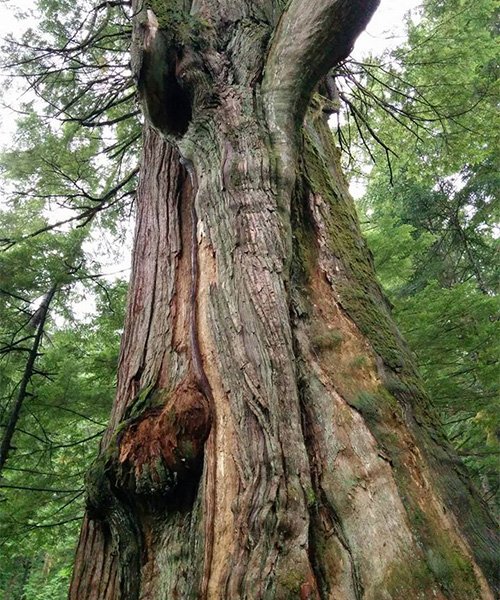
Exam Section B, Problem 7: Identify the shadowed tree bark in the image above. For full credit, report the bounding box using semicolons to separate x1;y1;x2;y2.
69;1;498;598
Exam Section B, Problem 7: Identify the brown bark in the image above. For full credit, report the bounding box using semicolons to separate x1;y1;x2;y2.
70;1;498;598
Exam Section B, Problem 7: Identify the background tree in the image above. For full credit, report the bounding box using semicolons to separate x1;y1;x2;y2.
0;285;125;600
0;4;132;589
0;199;126;598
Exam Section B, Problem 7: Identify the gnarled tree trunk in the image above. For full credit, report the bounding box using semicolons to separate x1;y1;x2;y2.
69;1;498;598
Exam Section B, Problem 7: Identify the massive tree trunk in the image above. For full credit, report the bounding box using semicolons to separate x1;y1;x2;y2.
69;1;498;598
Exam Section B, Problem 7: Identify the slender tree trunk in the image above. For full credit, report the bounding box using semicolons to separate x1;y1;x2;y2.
70;1;498;598
0;284;56;475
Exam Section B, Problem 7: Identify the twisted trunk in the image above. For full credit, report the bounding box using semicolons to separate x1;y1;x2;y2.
70;1;498;598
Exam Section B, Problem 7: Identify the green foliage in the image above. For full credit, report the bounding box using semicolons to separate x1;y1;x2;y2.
349;0;499;510
396;282;499;487
0;277;126;599
0;3;133;589
0;0;139;246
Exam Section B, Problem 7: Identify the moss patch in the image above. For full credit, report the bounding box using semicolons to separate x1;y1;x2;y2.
350;390;380;422
302;118;416;375
311;328;343;352
385;558;436;599
148;1;211;49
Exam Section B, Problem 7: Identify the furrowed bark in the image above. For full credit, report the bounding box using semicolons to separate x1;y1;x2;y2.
70;1;498;598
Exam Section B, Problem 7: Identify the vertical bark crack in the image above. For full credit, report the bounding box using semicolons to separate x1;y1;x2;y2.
181;155;217;598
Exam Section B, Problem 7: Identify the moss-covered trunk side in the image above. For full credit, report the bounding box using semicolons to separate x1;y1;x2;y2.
69;1;498;598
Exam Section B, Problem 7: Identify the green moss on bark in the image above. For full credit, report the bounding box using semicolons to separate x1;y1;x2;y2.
148;0;210;49
302;129;413;373
383;544;480;599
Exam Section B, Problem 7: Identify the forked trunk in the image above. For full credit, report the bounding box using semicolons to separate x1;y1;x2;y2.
69;1;498;598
